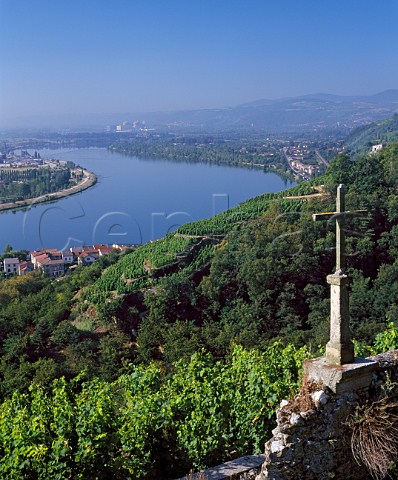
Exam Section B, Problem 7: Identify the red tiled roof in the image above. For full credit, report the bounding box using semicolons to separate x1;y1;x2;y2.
98;247;114;254
34;254;49;263
78;251;98;258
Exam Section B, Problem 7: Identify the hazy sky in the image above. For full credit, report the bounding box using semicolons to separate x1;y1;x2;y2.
0;0;397;120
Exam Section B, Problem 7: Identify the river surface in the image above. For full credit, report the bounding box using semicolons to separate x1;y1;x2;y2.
0;148;293;252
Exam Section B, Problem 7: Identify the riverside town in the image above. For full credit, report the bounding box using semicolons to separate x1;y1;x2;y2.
1;244;128;278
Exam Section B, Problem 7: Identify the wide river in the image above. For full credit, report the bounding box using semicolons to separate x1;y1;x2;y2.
0;148;293;252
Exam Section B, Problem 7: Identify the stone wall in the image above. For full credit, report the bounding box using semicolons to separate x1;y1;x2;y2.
255;350;398;480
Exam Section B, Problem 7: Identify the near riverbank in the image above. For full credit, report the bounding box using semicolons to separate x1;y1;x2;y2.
0;168;97;213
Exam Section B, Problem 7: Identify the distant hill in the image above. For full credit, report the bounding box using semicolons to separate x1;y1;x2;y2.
2;90;398;134
138;90;398;134
240;90;398;107
345;113;398;157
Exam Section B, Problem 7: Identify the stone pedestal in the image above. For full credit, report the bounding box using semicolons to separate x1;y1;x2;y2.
304;356;377;394
326;272;354;365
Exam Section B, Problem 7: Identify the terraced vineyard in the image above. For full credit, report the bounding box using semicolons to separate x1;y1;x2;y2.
85;183;322;304
85;234;195;303
176;189;315;236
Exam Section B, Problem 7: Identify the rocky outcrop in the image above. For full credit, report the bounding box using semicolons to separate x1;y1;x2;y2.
256;350;398;480
256;389;367;480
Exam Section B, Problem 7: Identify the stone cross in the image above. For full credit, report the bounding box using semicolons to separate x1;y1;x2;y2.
313;184;367;365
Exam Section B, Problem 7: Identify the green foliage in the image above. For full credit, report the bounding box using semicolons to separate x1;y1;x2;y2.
0;166;72;203
85;234;194;303
168;343;308;468
282;183;318;196
372;323;398;354
175;193;305;237
354;322;398;357
3;244;13;253
346;114;398;158
0;343;308;478
109;135;292;180
323;152;353;192
0;381;74;479
0;257;125;397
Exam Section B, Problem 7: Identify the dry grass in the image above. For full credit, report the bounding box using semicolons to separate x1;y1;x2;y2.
289;373;322;413
349;394;398;479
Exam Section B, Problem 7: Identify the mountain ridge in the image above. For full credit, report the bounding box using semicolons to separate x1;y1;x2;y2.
2;90;398;132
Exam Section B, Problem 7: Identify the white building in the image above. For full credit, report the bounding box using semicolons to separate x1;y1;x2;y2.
371;144;383;154
77;252;98;265
3;258;20;275
62;251;75;263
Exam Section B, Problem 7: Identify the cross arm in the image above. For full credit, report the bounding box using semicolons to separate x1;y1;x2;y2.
313;212;335;221
312;210;367;222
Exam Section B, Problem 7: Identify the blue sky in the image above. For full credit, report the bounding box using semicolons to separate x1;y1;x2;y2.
0;0;397;120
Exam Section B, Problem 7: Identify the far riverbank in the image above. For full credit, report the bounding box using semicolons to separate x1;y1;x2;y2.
0;168;97;213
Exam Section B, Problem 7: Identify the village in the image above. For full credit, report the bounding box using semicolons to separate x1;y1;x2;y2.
1;243;128;278
0;149;65;169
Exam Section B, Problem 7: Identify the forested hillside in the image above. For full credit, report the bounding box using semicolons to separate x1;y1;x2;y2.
109;135;290;179
346;114;398;158
1;144;398;478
